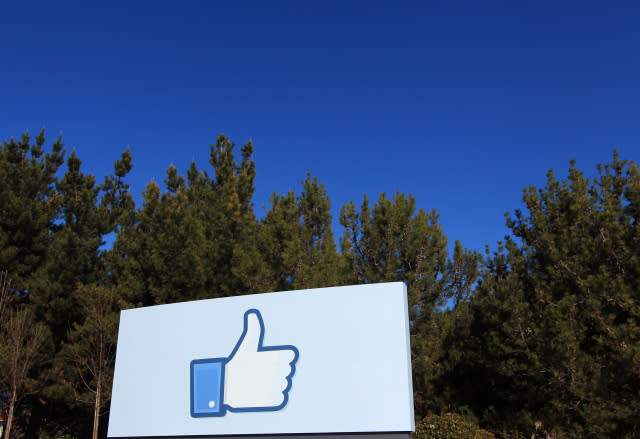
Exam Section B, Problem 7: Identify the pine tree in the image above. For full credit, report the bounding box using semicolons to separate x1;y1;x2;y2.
339;192;480;416
0;130;64;289
109;135;260;305
449;153;640;438
248;174;343;293
0;130;134;438
292;174;342;289
251;190;300;292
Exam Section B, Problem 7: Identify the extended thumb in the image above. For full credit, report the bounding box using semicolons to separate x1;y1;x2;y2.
235;310;263;353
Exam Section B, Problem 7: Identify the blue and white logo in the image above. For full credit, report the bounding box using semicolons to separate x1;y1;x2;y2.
190;309;299;417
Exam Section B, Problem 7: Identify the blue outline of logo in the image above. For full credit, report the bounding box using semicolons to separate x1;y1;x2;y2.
190;309;299;417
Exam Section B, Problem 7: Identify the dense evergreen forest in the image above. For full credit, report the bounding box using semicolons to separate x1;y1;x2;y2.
0;130;638;439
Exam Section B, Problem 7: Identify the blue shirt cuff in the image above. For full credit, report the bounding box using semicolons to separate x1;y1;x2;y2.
190;358;226;417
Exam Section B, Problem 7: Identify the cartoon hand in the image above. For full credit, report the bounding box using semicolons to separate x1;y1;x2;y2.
190;309;299;417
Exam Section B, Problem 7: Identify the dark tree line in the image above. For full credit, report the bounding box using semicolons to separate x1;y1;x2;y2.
0;130;637;438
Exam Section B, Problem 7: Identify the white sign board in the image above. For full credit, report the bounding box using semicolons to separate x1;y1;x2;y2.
108;282;414;437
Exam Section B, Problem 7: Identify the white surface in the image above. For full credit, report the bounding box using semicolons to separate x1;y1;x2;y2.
107;283;414;437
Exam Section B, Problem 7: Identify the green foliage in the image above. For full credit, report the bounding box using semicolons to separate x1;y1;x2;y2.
445;152;640;438
0;130;133;439
3;128;637;439
340;192;481;416
247;173;343;293
108;135;260;305
0;130;64;285
340;192;480;313
415;413;496;439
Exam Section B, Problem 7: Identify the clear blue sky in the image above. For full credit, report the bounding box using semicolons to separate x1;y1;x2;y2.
1;1;638;255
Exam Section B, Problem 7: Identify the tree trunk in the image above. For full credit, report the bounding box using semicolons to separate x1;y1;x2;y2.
93;379;101;439
5;388;16;439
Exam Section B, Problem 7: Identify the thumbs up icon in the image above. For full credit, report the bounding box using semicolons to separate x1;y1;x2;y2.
190;309;299;417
